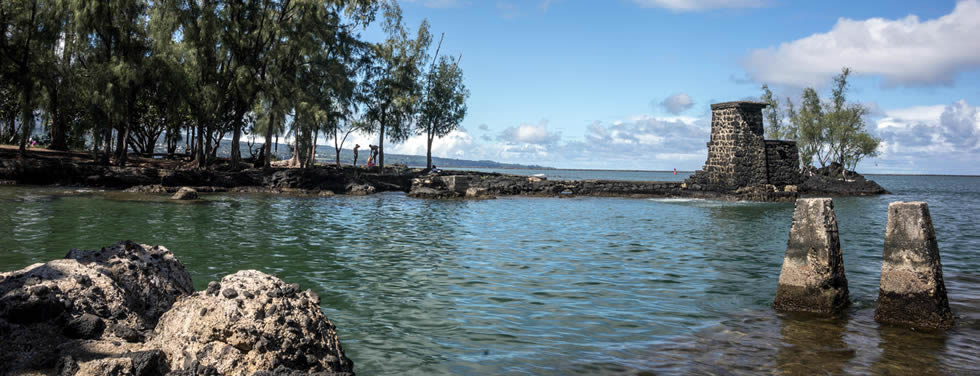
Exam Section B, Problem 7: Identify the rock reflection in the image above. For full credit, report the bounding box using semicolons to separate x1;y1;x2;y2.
872;324;946;375
775;312;855;375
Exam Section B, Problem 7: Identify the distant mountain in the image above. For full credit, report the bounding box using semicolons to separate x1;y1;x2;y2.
206;141;552;169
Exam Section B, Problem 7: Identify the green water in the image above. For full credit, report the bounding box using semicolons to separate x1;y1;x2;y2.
0;174;977;375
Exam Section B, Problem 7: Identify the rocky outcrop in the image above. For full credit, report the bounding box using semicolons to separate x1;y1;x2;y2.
799;163;889;196
409;173;686;199
170;187;199;200
874;202;953;329
0;157;412;196
773;198;850;314
0;242;355;376
0;241;193;374
151;270;354;375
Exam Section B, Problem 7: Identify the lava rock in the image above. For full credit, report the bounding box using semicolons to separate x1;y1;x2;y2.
151;270;354;375
65;313;106;339
170;187;199;200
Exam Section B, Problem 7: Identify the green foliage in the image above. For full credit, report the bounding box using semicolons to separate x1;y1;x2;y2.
362;2;432;168
418;55;468;168
763;67;880;172
0;0;468;171
760;84;783;140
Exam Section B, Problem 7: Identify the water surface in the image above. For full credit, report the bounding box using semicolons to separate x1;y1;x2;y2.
0;173;977;375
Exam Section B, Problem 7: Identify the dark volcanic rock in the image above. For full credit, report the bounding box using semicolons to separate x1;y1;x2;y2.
799;163;889;195
65;241;194;326
65;313;106;339
151;270;354;375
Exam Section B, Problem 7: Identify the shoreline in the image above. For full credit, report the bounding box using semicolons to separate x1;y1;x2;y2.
0;152;889;201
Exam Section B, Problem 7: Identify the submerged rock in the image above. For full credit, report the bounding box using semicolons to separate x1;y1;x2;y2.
875;201;953;329
170;187;199;200
345;183;376;196
124;184;170;193
151;270;354;375
773;198;849;314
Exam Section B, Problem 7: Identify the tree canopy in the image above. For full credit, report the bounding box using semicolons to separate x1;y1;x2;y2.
0;0;468;171
761;68;880;173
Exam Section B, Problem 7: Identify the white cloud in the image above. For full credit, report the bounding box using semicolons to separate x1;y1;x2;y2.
658;93;695;115
497;121;562;145
631;0;765;11
870;100;980;174
742;0;980;87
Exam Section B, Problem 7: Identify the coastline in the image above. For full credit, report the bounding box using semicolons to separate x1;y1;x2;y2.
0;151;888;202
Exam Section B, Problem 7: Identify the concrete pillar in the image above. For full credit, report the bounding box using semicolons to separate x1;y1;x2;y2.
874;202;953;329
773;198;849;314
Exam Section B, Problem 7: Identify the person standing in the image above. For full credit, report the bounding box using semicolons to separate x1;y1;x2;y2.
368;145;379;166
352;144;360;166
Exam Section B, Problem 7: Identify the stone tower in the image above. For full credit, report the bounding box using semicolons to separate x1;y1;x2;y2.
686;100;801;192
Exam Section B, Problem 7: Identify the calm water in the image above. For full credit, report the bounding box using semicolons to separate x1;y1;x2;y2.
0;173;977;375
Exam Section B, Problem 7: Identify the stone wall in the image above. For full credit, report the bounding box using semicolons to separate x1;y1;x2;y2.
686;101;801;192
765;140;802;187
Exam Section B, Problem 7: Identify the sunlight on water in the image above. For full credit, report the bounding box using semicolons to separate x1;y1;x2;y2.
0;174;977;375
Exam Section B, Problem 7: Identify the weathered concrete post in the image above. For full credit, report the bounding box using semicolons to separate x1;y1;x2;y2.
773;198;849;314
874;201;953;329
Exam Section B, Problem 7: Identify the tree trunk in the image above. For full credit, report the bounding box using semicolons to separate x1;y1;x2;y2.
263;108;275;168
204;128;213;165
309;129;317;167
334;128;341;167
231;115;242;168
167;130;177;158
18;85;34;156
426;128;433;169
48;86;68;151
196;123;205;168
378;125;385;172
0;115;14;144
91;128;99;161
103;119;113;166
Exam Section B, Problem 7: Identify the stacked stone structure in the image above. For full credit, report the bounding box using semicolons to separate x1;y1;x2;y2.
686;101;801;192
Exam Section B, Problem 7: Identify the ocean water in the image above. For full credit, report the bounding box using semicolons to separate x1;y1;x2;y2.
0;173;977;375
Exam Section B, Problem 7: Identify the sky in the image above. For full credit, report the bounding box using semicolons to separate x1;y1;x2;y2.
345;0;980;174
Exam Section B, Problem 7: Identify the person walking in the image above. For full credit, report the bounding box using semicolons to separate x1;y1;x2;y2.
352;144;360;166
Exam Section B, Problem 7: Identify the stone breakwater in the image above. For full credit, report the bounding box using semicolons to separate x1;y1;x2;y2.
0;157;412;196
0;241;354;376
0;156;887;201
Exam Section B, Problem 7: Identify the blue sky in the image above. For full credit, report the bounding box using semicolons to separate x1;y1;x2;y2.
349;0;980;174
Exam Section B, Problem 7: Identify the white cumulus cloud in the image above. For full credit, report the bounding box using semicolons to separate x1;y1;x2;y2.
742;0;980;87
497;121;562;145
871;100;980;174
